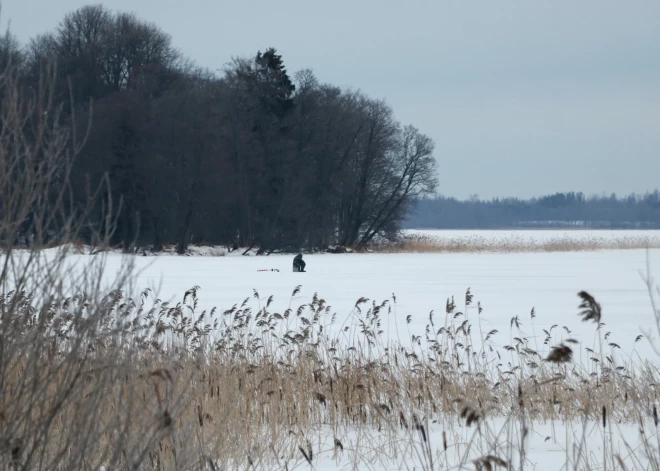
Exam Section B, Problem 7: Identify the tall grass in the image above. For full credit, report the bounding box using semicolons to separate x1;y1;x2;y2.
372;232;660;253
1;278;659;470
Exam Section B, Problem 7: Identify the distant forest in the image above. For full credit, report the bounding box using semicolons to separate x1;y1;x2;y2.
0;5;438;253
405;191;660;229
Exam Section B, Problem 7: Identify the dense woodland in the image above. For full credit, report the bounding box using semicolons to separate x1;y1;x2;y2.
406;191;660;229
0;5;438;253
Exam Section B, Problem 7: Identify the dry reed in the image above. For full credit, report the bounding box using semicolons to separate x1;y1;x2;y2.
370;232;660;254
1;282;658;470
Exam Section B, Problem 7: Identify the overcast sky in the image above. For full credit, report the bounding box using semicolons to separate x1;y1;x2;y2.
3;0;659;200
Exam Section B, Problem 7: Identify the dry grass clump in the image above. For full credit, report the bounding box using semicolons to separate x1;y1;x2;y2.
372;232;660;253
2;281;660;469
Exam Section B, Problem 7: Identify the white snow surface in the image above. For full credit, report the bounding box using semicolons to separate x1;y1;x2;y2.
249;419;656;471
13;230;660;470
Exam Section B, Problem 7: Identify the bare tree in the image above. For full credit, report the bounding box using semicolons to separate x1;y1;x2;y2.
355;125;437;248
100;12;179;92
53;5;111;103
0;28;22;72
337;97;399;247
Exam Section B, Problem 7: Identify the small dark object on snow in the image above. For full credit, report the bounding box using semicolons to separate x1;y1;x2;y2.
293;253;306;272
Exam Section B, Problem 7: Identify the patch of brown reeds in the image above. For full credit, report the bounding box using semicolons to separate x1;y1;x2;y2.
2;282;659;469
369;232;660;254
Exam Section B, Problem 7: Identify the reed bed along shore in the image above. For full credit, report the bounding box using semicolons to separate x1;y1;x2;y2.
2;281;660;470
372;231;660;254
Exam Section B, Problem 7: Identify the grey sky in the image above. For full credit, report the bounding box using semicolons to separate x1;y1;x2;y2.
3;0;659;200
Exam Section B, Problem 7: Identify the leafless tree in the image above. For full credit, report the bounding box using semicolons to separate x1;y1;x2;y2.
0;28;22;72
355;125;437;248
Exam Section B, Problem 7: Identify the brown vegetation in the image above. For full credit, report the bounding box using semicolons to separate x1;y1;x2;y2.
0;282;658;469
370;232;660;253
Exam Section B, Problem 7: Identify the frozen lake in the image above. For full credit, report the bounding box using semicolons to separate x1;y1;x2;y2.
95;239;660;364
103;237;658;470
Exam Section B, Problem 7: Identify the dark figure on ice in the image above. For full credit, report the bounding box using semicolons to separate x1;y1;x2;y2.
293;253;306;272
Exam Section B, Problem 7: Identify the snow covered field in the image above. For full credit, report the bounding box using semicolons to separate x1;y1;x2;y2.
16;230;660;469
257;419;655;471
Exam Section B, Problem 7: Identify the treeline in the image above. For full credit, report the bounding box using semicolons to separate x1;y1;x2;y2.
0;5;438;253
406;191;660;229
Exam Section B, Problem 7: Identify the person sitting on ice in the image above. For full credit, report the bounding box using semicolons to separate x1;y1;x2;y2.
293;253;306;272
